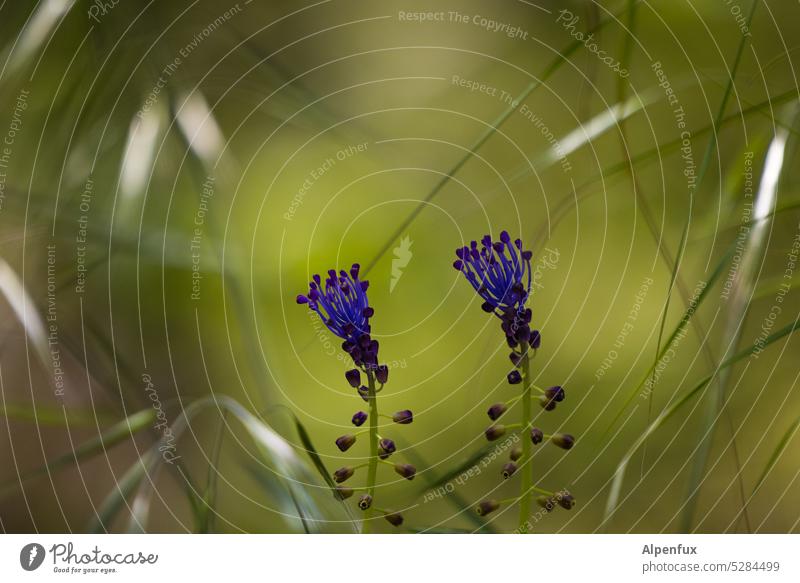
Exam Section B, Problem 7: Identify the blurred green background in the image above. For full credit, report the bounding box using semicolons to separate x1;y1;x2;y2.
1;0;799;533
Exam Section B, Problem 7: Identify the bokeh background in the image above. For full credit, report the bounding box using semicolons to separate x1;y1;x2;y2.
1;0;799;533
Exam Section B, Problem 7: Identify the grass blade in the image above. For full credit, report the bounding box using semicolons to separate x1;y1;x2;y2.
0;257;53;390
0;408;155;499
122;397;334;533
603;319;799;528
751;416;800;495
683;117;790;531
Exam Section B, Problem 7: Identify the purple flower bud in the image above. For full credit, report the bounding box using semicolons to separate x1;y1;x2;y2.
345;369;361;388
551;433;575;450
539;395;556;411
351;411;368;427
515;325;531;344
358;386;370;402
384;512;404;527
358;494;372;510
502;462;518;479
509;445;523;461
545;385;565;402
509;351;523;367
557;490;575;510
375;364;389;384
392;410;413;424
378;438;396;459
485;425;506;441
333;466;354;483
487;403;507;421
530;427;544;445
335;434;356;452
530;330;541;349
476;499;500;516
394;463;416;480
507;370;522;385
296;295;309;304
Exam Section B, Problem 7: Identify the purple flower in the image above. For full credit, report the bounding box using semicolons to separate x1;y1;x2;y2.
453;232;537;348
298;264;378;364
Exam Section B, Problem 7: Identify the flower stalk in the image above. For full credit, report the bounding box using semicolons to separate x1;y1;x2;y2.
363;369;379;533
518;341;533;531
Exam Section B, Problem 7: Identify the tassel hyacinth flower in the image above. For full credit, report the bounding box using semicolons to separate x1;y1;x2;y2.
297;263;415;531
453;232;577;532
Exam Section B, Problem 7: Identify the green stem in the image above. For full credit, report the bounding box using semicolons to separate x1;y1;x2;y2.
518;342;533;532
363;369;379;533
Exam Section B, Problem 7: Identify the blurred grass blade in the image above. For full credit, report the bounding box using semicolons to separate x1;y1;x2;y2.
0;257;53;387
198;412;227;533
603;319;798;528
7;0;75;74
600;241;734;437
119;108;163;204
88;452;154;533
288;411;359;531
0;409;155;499
400;439;498;533
751;415;800;495
1;403;116;426
683;119;791;531
124;397;335;533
